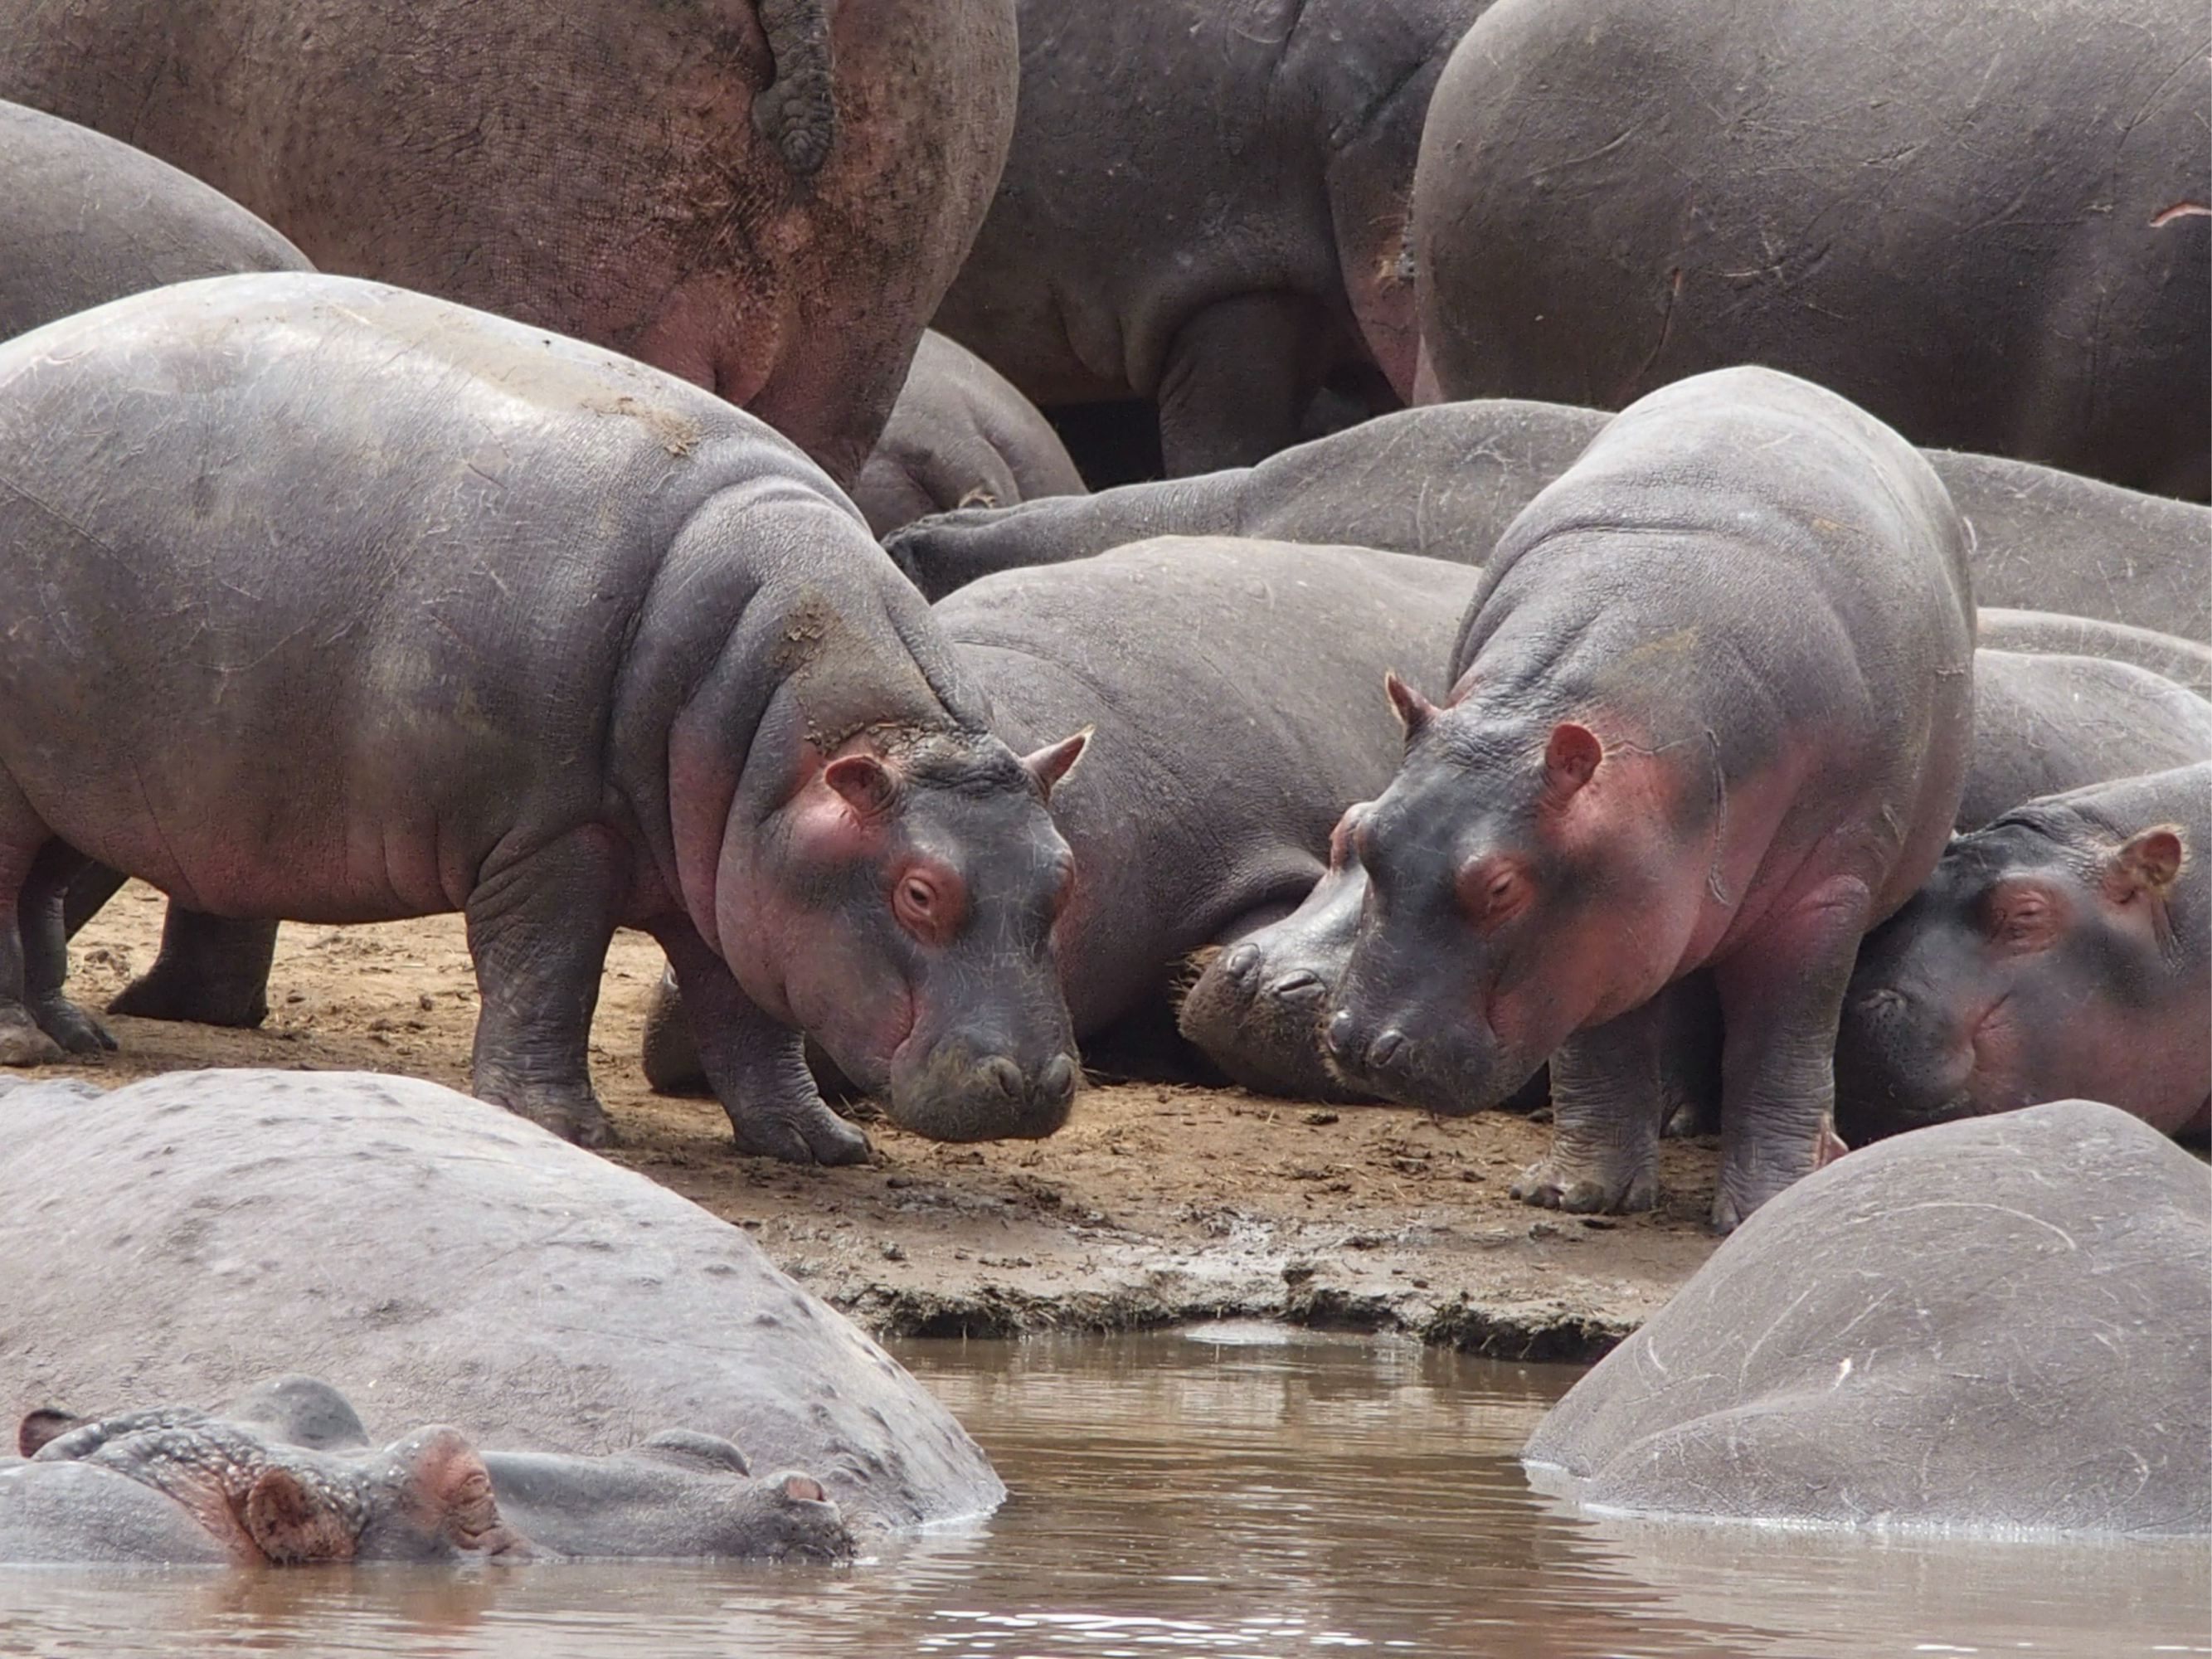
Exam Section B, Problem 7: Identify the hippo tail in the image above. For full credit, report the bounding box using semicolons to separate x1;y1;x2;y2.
754;0;837;177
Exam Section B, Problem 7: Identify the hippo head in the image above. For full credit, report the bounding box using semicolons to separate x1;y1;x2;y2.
717;722;1088;1141
1322;678;1699;1112
1835;817;2190;1141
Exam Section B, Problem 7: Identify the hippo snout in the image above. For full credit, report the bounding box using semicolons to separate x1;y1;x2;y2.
887;1040;1078;1141
1323;1006;1503;1116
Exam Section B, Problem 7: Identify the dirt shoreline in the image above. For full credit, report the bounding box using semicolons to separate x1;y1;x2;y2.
51;883;1723;1362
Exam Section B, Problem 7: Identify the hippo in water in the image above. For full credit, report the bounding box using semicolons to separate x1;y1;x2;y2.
1524;1100;2211;1534
1411;0;2210;498
1837;762;2212;1144
0;1069;1004;1529
883;401;2212;643
1323;367;1974;1230
0;274;1089;1162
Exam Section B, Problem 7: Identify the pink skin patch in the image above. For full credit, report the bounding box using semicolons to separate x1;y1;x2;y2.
2151;202;2210;227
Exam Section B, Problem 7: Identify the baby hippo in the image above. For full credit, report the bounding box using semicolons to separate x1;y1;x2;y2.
1837;761;2210;1142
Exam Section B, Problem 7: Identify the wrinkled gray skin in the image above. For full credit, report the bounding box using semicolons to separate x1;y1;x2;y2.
1413;0;2210;499
0;100;309;342
0;0;1018;485
1183;649;2211;1103
1326;368;1974;1232
7;1378;849;1564
851;331;1087;538
644;538;1478;1094
0;1070;1006;1528
931;0;1490;474
2;275;1087;1161
1838;763;2212;1145
886;401;2212;641
1525;1101;2212;1534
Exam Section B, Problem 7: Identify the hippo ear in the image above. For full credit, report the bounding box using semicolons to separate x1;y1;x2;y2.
17;1408;85;1458
1023;729;1091;801
1543;722;1603;799
823;752;900;819
2103;825;2186;904
1384;671;1437;739
244;1468;357;1565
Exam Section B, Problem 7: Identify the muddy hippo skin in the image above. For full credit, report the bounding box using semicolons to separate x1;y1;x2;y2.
0;0;1017;485
1525;1100;2212;1533
1412;0;2211;499
0;275;1087;1160
0;100;309;343
0;1070;1006;1527
1184;651;2212;1105
645;537;1482;1094
886;402;2212;642
1838;762;2212;1145
1323;367;1973;1230
850;331;1087;538
931;0;1491;475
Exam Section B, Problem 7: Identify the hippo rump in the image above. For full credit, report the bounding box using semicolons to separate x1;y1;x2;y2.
1839;762;2212;1144
0;275;1088;1165
0;0;1018;483
1323;367;1974;1230
931;0;1491;474
1979;610;2212;700
1183;649;2212;1103
885;401;2212;643
644;537;1482;1095
850;331;1087;538
1411;0;2210;499
0;1069;1004;1530
0;99;309;343
1525;1100;2212;1534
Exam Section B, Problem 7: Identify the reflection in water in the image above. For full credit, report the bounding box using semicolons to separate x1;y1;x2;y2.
0;1326;2202;1657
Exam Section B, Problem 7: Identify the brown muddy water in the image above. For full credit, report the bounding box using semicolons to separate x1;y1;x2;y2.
1;1326;2203;1658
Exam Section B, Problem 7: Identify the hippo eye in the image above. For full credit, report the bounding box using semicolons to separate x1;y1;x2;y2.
1457;857;1529;929
892;867;965;942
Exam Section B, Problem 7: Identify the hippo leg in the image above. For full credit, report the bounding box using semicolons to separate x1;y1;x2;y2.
105;909;280;1028
1707;878;1874;1233
655;924;870;1166
17;841;114;1057
463;827;627;1147
640;965;710;1096
1511;995;1671;1214
1155;291;1333;474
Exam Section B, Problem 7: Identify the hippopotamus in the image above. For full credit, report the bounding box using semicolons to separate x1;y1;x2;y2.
1410;0;2210;499
7;1378;849;1564
884;401;2212;643
1183;651;2212;1103
1837;762;2211;1145
0;0;1017;483
1979;610;2212;699
0;275;1087;1162
931;0;1492;474
1524;1100;2212;1533
0;1069;1004;1529
1323;367;1973;1230
0;100;309;343
643;536;1480;1093
849;331;1087;538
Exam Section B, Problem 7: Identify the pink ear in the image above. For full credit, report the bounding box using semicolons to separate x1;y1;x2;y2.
2103;825;2185;902
17;1408;83;1458
245;1467;357;1564
823;752;898;817
1023;729;1090;800
1384;671;1437;738
1544;722;1603;795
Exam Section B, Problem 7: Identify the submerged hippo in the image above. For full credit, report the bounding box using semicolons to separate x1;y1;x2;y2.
7;1379;848;1565
1524;1100;2211;1534
1838;762;2211;1144
0;1069;1004;1529
0;100;309;343
1184;649;2212;1102
1412;0;2210;498
1324;367;1973;1230
645;537;1480;1092
885;401;2212;643
0;274;1088;1162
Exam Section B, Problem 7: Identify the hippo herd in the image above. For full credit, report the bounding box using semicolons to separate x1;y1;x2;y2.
0;0;2205;1567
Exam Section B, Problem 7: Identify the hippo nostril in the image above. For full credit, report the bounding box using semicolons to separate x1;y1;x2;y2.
1037;1053;1077;1107
1323;1010;1357;1058
1222;944;1262;984
1854;988;1907;1016
1269;969;1324;1005
981;1056;1024;1101
1368;1028;1405;1069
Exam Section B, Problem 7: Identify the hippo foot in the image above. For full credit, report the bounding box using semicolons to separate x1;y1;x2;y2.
477;1086;611;1149
1510;1155;1658;1215
108;969;270;1029
30;995;117;1055
0;1008;66;1066
727;1098;872;1166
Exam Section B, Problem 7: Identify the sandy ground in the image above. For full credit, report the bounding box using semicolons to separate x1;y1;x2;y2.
48;882;1723;1360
